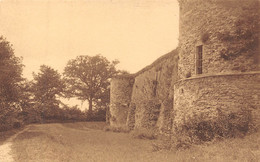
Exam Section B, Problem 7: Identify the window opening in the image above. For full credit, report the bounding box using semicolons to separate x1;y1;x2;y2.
196;45;203;74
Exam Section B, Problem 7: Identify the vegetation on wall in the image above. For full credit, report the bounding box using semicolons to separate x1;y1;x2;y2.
173;107;253;148
201;32;210;43
218;3;259;61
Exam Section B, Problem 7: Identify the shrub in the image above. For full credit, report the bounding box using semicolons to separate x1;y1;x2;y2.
13;121;22;129
173;108;252;147
86;108;106;121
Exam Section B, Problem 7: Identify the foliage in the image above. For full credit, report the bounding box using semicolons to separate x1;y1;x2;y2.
64;55;119;114
31;65;65;121
60;104;87;121
0;36;24;131
86;108;107;121
0;36;24;104
218;3;259;61
173;108;252;148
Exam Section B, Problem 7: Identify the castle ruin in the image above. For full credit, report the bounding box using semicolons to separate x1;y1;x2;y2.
109;0;260;142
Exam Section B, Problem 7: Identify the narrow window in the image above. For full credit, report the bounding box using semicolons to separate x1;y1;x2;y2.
152;70;160;97
196;45;203;74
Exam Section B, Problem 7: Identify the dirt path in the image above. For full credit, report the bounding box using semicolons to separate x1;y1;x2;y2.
7;123;174;162
0;126;29;162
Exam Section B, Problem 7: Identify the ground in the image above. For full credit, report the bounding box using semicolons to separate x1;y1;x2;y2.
0;122;260;162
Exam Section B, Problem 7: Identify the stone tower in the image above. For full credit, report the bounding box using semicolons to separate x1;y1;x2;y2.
173;0;260;139
178;0;260;79
109;0;260;142
109;75;134;127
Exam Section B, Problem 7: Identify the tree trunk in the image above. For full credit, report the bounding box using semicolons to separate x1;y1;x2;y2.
106;106;110;124
88;98;93;115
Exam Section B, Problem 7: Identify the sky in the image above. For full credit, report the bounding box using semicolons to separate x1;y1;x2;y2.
0;0;179;109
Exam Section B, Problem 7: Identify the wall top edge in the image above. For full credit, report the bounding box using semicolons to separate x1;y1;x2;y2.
112;48;179;80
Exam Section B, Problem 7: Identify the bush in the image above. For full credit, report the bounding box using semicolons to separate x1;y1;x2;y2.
87;108;106;121
0;105;23;132
173;108;252;148
13;121;22;129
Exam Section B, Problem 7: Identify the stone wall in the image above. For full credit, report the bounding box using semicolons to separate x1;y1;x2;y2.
109;75;134;127
126;49;178;133
173;72;260;141
109;0;260;143
178;0;260;79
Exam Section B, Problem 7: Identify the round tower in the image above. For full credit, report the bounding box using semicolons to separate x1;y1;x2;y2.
178;0;260;79
109;75;134;128
173;0;260;141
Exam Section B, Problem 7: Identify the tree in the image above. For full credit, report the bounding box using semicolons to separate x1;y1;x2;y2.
32;65;65;120
0;36;24;105
0;36;24;130
64;55;119;115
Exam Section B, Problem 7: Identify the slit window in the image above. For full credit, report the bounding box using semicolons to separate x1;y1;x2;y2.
196;45;203;74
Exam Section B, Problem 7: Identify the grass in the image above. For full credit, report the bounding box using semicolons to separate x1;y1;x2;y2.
0;122;106;143
130;128;159;140
151;131;260;161
7;122;260;161
62;121;107;130
103;125;130;133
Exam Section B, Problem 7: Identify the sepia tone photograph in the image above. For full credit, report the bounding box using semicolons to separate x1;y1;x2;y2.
0;0;259;161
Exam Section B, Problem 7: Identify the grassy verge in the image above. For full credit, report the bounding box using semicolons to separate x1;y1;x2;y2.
151;131;260;161
130;128;159;140
62;121;107;130
103;125;130;133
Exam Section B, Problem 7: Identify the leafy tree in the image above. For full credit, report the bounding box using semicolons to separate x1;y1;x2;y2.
60;104;86;121
64;55;119;115
0;36;24;130
32;65;65;120
0;36;24;105
18;79;42;124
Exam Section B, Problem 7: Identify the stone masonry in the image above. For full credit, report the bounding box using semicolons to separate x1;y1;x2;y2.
109;0;260;142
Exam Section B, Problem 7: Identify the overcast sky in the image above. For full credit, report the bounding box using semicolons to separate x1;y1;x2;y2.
0;0;179;80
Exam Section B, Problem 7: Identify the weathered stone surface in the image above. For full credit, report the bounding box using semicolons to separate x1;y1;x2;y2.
178;0;260;79
173;72;260;135
110;76;134;127
129;50;178;131
109;0;260;143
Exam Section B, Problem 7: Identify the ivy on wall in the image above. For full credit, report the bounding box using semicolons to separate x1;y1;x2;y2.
217;5;259;61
